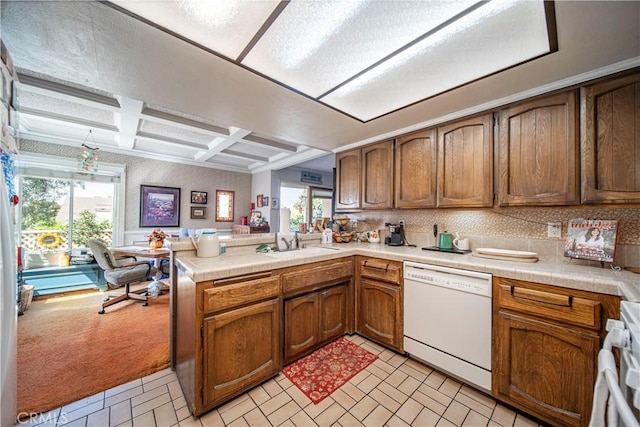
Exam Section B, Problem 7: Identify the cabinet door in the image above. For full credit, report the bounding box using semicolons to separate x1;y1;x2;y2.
319;284;347;344
437;114;493;207
335;149;361;211
204;299;281;408
395;129;437;208
361;140;394;209
357;278;402;351
498;91;579;206
581;72;640;204
494;311;599;427
284;292;319;363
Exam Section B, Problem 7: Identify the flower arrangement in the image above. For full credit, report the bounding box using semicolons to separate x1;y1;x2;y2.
148;229;167;243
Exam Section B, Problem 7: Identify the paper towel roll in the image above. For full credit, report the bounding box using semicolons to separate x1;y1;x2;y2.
279;208;291;233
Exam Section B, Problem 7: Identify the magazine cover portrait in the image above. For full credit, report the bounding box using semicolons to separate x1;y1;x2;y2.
564;219;618;263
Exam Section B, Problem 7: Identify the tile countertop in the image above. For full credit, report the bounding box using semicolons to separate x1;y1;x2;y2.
172;242;640;302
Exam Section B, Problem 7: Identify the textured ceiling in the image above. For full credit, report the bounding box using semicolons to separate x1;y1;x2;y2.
1;1;639;174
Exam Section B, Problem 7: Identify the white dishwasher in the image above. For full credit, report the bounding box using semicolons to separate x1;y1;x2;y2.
404;261;492;392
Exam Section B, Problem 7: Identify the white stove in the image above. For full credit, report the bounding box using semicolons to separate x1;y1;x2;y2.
590;300;640;427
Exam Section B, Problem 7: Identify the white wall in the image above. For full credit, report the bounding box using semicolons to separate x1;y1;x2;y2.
251;170;272;227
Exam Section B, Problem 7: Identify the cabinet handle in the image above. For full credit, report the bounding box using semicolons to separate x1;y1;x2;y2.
510;285;573;307
363;260;389;272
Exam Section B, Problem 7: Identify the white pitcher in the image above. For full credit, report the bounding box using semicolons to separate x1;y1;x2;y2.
190;228;220;258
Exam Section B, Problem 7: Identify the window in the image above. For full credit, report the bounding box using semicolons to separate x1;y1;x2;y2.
17;153;125;270
280;184;332;232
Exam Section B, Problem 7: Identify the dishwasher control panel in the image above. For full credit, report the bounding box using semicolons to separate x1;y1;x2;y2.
404;261;492;297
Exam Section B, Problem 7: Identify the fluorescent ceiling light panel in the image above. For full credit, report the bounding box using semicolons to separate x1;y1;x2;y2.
111;0;280;59
321;0;552;121
242;0;479;98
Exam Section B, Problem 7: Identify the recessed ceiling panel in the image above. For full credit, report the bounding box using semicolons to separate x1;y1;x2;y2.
20;91;115;125
321;0;552;121
139;120;215;145
227;141;282;159
134;138;201;157
110;0;280;59
242;0;478;98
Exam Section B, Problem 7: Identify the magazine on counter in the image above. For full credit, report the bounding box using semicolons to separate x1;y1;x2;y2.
564;219;618;263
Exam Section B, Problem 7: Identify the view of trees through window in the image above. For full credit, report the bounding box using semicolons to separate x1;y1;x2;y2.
20;176;114;268
280;185;332;231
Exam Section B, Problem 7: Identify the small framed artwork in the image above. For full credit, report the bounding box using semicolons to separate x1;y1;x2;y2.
271;198;279;210
140;185;181;227
216;190;234;222
190;206;206;219
191;191;207;204
257;194;264;208
263;196;269;207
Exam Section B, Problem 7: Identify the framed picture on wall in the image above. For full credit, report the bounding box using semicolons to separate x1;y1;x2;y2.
140;185;181;227
190;207;206;219
191;191;207;204
263;196;269;207
257;194;263;207
272;198;279;210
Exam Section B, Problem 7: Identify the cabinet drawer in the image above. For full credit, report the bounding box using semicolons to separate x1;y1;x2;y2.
282;260;353;295
359;258;402;285
497;283;601;330
204;276;280;313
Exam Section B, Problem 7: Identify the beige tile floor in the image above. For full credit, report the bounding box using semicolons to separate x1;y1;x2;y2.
18;336;544;427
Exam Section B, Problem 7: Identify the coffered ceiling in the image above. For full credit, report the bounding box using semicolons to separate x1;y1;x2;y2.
1;1;639;174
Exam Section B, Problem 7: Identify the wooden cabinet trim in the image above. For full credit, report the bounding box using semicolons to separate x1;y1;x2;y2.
359;257;402;285
204;276;280;314
497;283;601;330
282;259;354;296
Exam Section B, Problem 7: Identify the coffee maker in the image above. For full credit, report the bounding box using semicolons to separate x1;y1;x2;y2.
385;222;405;246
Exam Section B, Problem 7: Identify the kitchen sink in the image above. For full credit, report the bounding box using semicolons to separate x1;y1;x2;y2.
263;246;342;259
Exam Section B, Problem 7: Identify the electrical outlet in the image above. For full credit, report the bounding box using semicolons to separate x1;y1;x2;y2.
547;222;561;238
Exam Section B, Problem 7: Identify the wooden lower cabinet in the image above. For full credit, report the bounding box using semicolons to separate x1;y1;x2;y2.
494;311;599;427
356;257;403;352
203;298;281;409
284;283;348;364
357;278;402;351
284;292;319;362
492;277;619;427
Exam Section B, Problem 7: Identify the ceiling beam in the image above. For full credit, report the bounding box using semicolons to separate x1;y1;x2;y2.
141;107;230;136
115;97;144;150
242;134;298;152
136;131;208;150
195;127;252;162
17;73;121;110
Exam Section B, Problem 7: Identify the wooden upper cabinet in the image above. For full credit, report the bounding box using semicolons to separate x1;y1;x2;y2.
395;128;437;208
335;149;361;211
498;91;579;206
361;140;394;209
581;72;640;204
437;113;494;207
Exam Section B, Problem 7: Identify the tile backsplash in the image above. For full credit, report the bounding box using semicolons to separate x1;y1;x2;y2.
347;206;640;268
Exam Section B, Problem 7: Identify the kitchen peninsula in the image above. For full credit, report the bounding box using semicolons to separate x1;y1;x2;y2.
168;234;638;425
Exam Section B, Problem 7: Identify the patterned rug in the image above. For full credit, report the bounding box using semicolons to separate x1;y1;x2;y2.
282;337;378;404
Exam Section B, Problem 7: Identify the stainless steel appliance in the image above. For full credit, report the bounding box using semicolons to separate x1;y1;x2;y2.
403;261;492;392
590;301;640;426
